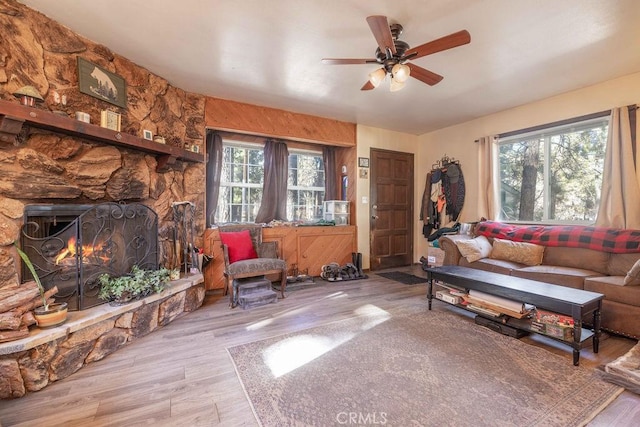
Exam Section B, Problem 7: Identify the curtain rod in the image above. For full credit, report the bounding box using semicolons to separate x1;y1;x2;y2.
473;105;636;143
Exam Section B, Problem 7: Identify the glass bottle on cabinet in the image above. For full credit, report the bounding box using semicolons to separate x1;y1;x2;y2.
323;200;349;225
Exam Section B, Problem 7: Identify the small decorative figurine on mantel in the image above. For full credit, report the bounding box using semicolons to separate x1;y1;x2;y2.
13;85;44;107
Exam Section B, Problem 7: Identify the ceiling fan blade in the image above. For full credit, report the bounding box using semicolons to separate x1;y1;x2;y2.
361;81;375;91
404;30;470;60
366;15;396;55
407;63;444;86
322;58;378;65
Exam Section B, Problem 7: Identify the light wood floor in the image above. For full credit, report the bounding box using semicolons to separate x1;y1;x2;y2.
1;265;638;426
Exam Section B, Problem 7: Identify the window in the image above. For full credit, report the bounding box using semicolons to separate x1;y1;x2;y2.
215;142;325;223
287;151;325;221
497;115;609;224
215;144;264;223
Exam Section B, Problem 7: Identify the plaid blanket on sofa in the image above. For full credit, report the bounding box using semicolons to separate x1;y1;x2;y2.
475;221;640;253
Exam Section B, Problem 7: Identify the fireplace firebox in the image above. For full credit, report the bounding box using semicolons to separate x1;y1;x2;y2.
20;203;159;310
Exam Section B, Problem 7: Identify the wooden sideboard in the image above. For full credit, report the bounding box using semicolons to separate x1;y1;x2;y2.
203;225;357;291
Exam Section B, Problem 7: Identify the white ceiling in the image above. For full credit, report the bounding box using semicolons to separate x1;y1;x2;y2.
18;0;640;135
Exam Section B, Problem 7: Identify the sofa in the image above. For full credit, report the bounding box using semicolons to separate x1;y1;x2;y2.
438;221;640;339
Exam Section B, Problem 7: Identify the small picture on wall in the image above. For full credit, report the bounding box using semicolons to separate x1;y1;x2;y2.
78;57;127;108
359;168;369;179
358;157;370;168
143;130;153;140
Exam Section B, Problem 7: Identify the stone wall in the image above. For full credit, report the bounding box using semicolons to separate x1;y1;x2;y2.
0;0;206;291
0;276;206;399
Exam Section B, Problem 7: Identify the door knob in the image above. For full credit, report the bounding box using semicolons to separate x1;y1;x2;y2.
372;215;379;220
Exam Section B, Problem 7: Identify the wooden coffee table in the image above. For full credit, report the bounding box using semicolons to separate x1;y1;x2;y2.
424;265;604;366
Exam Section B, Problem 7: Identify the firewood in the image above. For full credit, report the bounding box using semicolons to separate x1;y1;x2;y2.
0;281;39;313
7;286;59;315
0;310;22;330
0;326;29;343
21;311;36;327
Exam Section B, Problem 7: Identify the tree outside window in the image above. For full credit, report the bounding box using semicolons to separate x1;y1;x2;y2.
216;145;264;223
288;152;325;221
498;116;608;223
215;143;325;223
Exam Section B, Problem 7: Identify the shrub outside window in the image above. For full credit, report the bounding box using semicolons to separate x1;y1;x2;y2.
497;115;609;224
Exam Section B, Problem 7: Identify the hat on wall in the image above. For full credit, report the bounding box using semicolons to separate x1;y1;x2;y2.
445;164;460;183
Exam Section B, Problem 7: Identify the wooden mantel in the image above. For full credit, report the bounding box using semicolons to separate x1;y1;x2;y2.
0;99;204;171
205;96;356;147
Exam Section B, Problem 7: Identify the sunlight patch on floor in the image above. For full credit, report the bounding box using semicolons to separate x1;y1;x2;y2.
354;304;391;330
262;303;390;378
246;317;274;331
246;291;349;331
263;332;355;377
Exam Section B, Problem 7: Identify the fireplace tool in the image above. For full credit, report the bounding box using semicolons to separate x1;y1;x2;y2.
172;201;198;274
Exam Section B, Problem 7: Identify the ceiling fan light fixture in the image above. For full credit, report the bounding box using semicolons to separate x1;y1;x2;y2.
392;63;410;83
389;77;405;92
368;67;386;87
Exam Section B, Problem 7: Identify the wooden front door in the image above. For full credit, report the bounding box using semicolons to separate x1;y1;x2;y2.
369;148;414;270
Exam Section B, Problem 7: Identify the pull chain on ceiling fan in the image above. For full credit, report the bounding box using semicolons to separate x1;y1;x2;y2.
322;15;471;91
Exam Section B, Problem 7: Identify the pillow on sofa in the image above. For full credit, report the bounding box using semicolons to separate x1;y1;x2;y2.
490;238;545;266
454;236;493;263
624;259;640;285
220;230;258;263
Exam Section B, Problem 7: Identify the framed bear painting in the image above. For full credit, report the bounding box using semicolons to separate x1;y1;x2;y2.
77;57;127;108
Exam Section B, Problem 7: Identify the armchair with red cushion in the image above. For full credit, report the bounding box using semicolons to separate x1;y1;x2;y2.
219;224;287;307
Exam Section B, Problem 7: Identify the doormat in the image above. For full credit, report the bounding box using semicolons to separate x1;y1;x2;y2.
376;271;428;285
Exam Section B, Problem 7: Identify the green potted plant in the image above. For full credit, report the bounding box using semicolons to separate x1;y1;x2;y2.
15;243;68;328
98;265;171;304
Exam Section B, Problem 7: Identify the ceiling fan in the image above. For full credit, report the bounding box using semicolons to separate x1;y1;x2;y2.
322;15;471;91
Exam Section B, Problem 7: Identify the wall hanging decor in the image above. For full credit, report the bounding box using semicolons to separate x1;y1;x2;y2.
78;57;127;108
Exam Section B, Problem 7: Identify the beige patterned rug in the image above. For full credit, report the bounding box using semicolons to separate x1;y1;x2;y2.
227;305;622;427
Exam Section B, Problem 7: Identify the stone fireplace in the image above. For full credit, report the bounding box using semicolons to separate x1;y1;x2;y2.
21;203;159;310
0;1;208;399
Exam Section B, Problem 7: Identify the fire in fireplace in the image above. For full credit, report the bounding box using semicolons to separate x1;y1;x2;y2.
20;203;159;310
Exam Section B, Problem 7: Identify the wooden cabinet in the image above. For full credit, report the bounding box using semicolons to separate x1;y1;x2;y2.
203;225;357;290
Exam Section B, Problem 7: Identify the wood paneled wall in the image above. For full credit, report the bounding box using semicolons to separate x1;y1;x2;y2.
205;97;356;147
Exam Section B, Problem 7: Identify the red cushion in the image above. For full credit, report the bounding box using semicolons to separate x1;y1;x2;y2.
220;230;258;263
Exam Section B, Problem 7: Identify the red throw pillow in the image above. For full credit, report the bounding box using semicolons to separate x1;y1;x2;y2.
220;230;258;263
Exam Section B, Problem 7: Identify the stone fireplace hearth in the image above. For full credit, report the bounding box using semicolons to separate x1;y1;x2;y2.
0;273;205;399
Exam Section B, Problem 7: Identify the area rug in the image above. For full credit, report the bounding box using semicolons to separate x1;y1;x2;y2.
375;271;428;285
227;304;622;427
597;341;640;395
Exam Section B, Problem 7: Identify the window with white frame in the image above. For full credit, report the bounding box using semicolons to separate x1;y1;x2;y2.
215;142;325;223
287;150;325;221
497;114;609;224
215;143;264;223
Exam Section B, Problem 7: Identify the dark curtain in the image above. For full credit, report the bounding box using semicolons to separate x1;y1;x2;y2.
205;130;224;227
323;146;337;201
255;139;289;223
